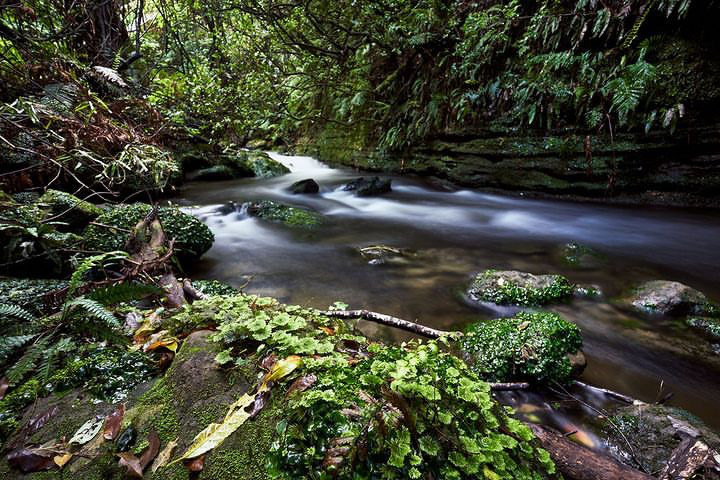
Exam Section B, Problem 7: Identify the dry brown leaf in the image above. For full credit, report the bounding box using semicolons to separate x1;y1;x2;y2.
103;404;125;440
151;438;177;473
117;452;143;478
286;374;317;397
139;431;161;470
184;454;205;472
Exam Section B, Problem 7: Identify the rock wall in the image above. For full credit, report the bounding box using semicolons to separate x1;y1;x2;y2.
299;125;720;207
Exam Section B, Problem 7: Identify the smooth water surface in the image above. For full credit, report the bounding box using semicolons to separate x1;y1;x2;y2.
173;152;720;428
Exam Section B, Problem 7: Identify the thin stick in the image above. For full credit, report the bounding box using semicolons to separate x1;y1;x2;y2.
321;310;461;339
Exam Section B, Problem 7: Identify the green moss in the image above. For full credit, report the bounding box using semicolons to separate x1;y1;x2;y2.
83;203;214;262
246;200;324;229
687;316;720;340
460;311;583;384
237;151;290;178
468;270;574;306
191;279;239;297
36;190;103;230
560;242;606;268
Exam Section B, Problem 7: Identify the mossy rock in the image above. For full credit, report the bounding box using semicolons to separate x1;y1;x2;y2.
0;278;68;314
627;280;718;317
36;190;103;230
245;200;324;229
239;151;289;178
191;279;239;297
467;270;574;306
460;311;583;384
687;316;720;340
186;165;238;181
83;204;214;263
599;403;720;474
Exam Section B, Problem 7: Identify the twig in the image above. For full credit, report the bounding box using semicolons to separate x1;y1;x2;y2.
321;310;461;339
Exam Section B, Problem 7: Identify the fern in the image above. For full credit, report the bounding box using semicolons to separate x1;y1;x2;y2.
0;303;36;324
88;282;162;306
62;297;121;330
6;337;49;384
0;334;38;367
37;337;75;384
67;251;129;297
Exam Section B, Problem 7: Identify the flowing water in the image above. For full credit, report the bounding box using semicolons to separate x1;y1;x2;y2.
173;152;720;430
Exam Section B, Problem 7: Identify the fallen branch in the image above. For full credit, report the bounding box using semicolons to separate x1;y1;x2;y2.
573;380;644;405
528;423;655;480
660;437;720;480
321;310;460;339
489;382;530;391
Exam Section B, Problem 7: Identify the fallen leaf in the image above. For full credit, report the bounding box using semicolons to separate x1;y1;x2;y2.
260;353;278;371
53;453;72;468
0;377;8;399
103;404;125;440
286;374;317;397
28;406;59;434
69;417;103;445
7;443;65;473
246;390;270;419
115;426;137;452
151;438;177;473
117;452;143;478
139;431;161;470
146;338;178;353
320;327;335;336
184;454;205;472
171;355;302;463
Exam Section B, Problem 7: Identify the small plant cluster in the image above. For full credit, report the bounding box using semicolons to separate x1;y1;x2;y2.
469;270;574;306
168;294;559;479
460;311;583;384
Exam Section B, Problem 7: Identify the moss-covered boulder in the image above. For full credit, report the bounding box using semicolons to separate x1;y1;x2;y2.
186;165;238;181
245;200;324;229
687;316;720;341
599;403;720;474
191;279;239;297
230;151;289;178
467;270;574;306
627;280;718;317
460;311;583;384
0;278;68;314
83;204;214;262
343;176;392;196
36;189;103;230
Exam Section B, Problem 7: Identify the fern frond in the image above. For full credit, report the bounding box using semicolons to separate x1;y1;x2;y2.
0;334;38;367
0;303;36;324
38;337;75;384
63;297;121;330
88;282;162;306
6;337;49;384
67;251;129;297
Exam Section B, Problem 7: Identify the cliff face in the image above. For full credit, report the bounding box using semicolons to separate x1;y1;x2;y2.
300;124;720;207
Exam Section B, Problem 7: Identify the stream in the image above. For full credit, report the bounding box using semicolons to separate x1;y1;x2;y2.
173;152;720;431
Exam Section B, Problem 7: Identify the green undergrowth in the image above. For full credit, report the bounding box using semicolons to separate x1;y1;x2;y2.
83;203;214;261
163;294;559;479
461;311;583;384
469;270;574;306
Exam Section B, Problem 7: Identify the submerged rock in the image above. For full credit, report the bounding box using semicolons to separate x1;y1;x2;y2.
357;244;410;265
36;189;103;230
343;176;392;196
83;203;214;263
687;316;720;340
467;269;574;306
288;178;319;194
245;200;323;228
559;242;606;269
627;280;717;317
460;311;584;384
238;151;289;178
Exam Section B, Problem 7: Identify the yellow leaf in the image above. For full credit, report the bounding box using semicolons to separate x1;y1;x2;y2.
170;355;302;463
53;453;72;468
